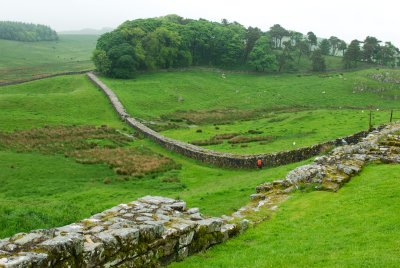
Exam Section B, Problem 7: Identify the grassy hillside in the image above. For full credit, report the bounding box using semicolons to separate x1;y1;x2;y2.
102;69;400;120
0;74;308;238
171;164;400;268
161;109;390;154
0;35;96;82
0;75;123;131
102;68;400;153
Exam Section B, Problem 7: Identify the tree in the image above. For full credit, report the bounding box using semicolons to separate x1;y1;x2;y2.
277;40;295;72
338;40;347;56
248;36;277;71
295;39;310;64
243;26;262;63
376;42;399;67
319;39;331;55
343;40;361;68
307;31;317;52
328;36;340;56
289;31;304;46
269;24;289;48
311;49;326;72
92;49;111;75
0;21;58;42
362;36;381;63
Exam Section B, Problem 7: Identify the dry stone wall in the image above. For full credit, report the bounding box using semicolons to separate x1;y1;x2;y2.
0;196;248;267
237;123;400;219
87;72;379;169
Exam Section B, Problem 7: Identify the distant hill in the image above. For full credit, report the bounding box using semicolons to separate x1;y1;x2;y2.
59;27;114;35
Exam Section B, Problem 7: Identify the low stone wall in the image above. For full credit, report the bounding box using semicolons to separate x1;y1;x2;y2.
0;196;248;267
87;72;378;169
0;70;92;87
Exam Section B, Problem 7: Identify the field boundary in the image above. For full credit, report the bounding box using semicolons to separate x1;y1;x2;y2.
87;72;381;169
0;70;92;87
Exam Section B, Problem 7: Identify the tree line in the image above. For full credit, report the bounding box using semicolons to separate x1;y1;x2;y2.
0;21;59;42
93;15;399;78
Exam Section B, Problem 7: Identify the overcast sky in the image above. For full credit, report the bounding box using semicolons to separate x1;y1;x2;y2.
1;0;399;46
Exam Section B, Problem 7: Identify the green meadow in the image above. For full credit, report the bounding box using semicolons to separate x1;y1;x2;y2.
0;35;96;82
0;67;399;267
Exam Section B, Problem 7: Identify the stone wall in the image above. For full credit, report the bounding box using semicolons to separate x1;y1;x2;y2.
0;196;248;267
87;72;379;169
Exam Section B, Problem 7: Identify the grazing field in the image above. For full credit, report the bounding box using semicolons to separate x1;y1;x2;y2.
102;69;400;120
0;74;308;238
102;68;400;153
161;109;390;154
0;35;97;82
0;146;307;238
0;74;123;131
171;164;400;268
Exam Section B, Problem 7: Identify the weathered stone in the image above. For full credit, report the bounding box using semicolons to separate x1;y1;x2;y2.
13;233;43;246
189;213;203;221
83;242;105;266
0;253;48;267
39;233;83;260
196;218;223;233
187;208;199;214
178;232;194;247
250;194;266;201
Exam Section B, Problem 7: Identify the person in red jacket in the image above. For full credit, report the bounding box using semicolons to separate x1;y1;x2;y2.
257;159;263;169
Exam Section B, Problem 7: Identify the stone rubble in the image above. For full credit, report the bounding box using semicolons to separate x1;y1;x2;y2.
0;196;248;268
238;123;400;219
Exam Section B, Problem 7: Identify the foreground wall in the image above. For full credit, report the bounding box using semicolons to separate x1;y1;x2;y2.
87;72;378;169
0;196;248;267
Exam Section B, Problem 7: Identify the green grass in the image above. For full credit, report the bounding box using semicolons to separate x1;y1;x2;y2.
0;35;97;82
102;68;400;121
161;109;390;154
0;147;308;238
101;68;399;153
0;74;124;131
171;164;400;268
0;73;309;238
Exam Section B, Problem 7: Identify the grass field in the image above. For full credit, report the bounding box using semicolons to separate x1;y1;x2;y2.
171;164;400;268
161;109;390;154
0;69;399;267
102;68;400;153
0;74;123;131
102;69;400;120
0;35;97;82
0;145;307;238
0;74;308;238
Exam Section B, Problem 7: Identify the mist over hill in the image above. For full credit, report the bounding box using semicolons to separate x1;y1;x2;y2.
59;27;114;35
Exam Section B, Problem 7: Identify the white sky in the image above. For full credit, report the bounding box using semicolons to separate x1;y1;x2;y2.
1;0;399;46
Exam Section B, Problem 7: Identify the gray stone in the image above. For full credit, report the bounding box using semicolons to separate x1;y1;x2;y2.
196;218;223;233
187;208;199;214
13;233;43;247
39;233;83;259
250;194;266;201
189;213;203;221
